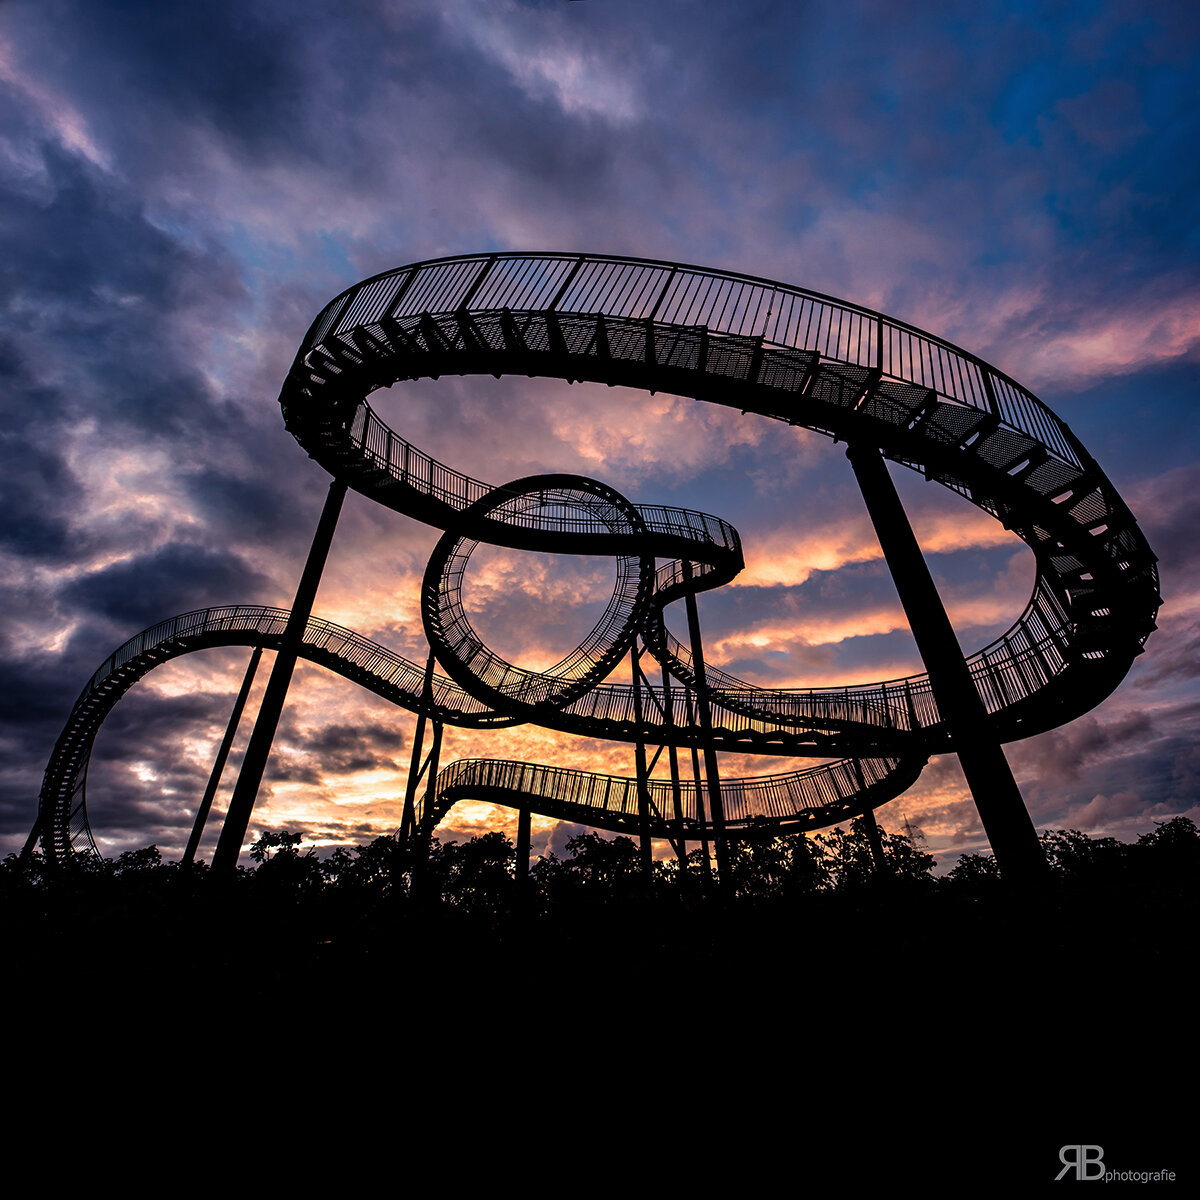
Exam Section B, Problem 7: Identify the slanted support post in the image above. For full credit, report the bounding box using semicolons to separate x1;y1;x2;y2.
859;805;891;879
684;689;714;890
516;805;531;889
212;478;348;872
420;721;443;838
630;639;654;881
400;651;438;846
851;759;890;879
682;560;731;889
660;660;687;875
184;645;263;865
846;444;1046;881
408;718;443;902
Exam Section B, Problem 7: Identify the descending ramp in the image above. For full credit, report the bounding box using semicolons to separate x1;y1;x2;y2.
36;253;1160;860
36;606;520;861
431;755;927;842
37;603;920;859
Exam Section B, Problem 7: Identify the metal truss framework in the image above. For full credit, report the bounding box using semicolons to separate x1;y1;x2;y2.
34;252;1160;873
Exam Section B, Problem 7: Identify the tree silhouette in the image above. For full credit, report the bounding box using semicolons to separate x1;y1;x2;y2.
249;830;305;864
723;819;829;899
817;817;936;890
112;845;163;875
427;831;516;915
943;850;1000;893
1134;816;1200;868
532;832;647;910
248;829;323;897
1039;828;1125;879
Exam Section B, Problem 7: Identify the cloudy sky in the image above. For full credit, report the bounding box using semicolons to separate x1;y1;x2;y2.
2;0;1197;869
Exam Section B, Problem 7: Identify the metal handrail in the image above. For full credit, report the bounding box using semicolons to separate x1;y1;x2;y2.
433;753;915;830
299;251;1090;470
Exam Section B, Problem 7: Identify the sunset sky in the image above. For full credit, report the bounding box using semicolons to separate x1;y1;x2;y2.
2;0;1197;870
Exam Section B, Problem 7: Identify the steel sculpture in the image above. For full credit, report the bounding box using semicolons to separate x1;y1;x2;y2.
31;253;1161;880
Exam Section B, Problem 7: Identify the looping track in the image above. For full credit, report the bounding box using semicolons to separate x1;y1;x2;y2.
36;252;1160;860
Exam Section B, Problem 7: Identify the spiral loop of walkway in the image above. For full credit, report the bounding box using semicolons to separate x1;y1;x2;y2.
421;474;658;715
36;252;1160;861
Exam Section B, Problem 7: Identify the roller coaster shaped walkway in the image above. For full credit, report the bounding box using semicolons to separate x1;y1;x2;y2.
34;252;1160;865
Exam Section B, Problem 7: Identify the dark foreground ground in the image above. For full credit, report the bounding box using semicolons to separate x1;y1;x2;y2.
6;821;1194;1187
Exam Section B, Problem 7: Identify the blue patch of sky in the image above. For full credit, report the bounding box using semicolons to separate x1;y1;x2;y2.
925;541;1030;589
312;231;369;284
984;13;1136;148
1122;100;1200;253
1143;63;1198;127
990;68;1059;149
821;627;924;681
140;205;211;254
1051;364;1200;479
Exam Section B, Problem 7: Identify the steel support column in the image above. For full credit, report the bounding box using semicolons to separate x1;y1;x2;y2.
660;661;687;874
630;640;654;881
212;478;348;872
851;758;890;879
184;645;262;866
846;445;1045;880
400;651;438;846
419;720;443;840
682;561;731;887
859;805;891;879
684;689;714;889
408;718;443;902
516;805;531;887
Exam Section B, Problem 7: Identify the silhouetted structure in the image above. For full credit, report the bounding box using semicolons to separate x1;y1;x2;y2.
31;253;1160;882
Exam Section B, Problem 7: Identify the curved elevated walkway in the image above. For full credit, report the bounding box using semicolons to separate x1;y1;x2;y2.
36;253;1160;860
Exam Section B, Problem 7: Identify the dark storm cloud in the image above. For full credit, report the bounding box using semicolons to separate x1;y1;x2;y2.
0;652;89;845
0;147;245;405
54;1;319;147
1131;462;1200;584
285;719;406;776
0;397;82;562
1002;687;1200;829
0;143;253;586
252;709;410;792
10;1;1196;303
4;0;646;270
182;466;313;548
92;686;225;768
1132;621;1200;691
1011;712;1154;789
5;0;415;174
0;652;81;731
6;683;230;853
1013;710;1200;836
264;758;323;787
62;544;269;627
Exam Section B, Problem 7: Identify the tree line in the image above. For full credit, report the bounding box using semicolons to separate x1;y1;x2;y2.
6;815;1197;918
